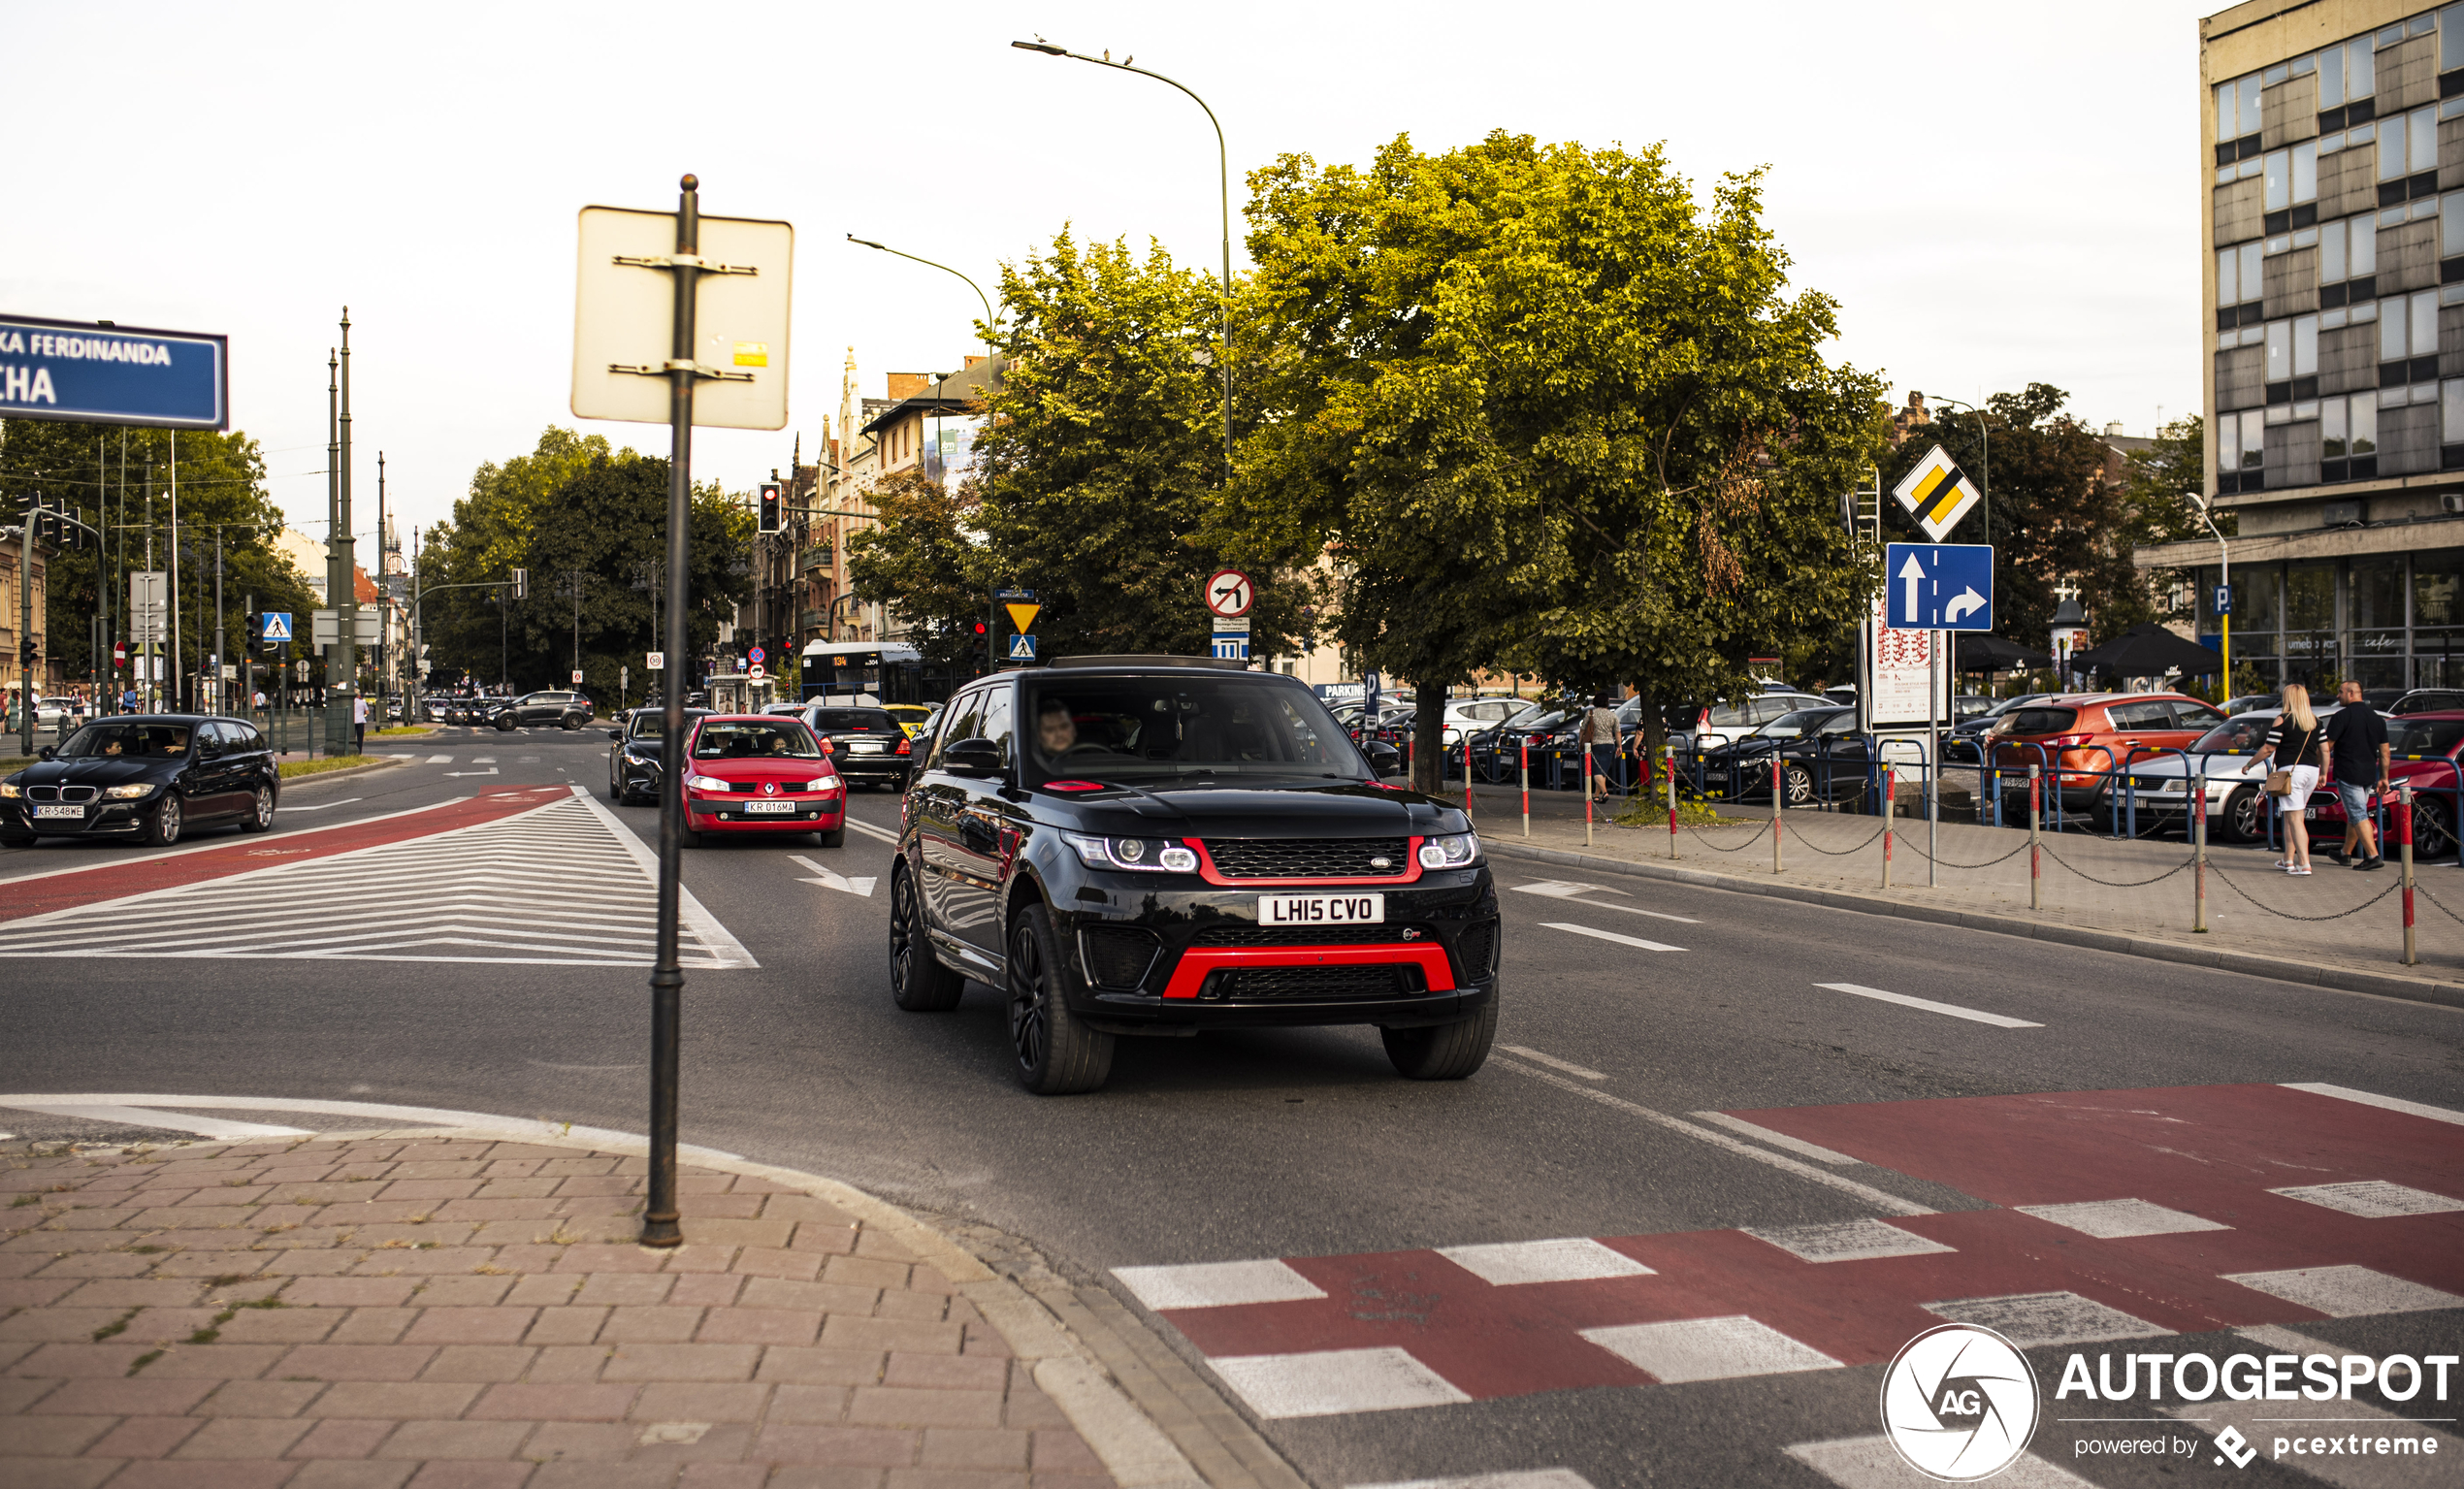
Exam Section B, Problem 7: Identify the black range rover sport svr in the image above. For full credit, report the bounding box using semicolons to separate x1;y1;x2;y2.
889;656;1498;1094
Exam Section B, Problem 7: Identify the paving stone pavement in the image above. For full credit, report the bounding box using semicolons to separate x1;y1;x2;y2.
0;1134;1116;1489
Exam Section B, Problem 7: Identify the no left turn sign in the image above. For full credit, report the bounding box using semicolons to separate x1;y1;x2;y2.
1205;568;1254;619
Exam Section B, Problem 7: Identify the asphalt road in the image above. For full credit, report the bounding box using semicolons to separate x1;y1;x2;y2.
4;725;2460;1488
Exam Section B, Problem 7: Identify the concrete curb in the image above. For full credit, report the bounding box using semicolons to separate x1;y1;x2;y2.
1487;837;2464;1011
141;1122;1212;1489
276;754;411;788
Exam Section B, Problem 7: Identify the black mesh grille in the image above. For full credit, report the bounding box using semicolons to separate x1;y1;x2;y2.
1202;837;1409;879
1454;920;1497;979
1191;923;1425;947
1079;926;1161;990
1213;964;1407;1000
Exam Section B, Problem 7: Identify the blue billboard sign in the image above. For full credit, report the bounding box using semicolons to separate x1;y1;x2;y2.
0;314;229;430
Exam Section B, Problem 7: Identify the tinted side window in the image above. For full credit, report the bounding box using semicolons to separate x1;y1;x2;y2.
2169;701;2225;728
2005;708;2081;734
979;689;1015;768
2107;700;2173;729
930;691;985;770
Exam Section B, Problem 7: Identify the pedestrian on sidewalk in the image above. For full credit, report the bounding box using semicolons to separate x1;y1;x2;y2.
2325;679;2392;870
351;692;369;754
2252;682;2324;875
1580;693;1619;802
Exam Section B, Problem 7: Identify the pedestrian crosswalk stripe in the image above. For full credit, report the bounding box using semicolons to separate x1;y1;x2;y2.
0;789;755;967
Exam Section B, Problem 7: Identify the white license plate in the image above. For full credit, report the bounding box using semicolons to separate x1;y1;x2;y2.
850;740;886;753
744;800;797;815
32;803;82;819
1260;892;1384;925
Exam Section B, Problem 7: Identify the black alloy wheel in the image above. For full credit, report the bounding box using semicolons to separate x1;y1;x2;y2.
1782;763;1816;806
240;786;276;833
2221;786;2264;845
2413;794;2456;858
887;862;964;1012
562;714;583;730
1006;904;1114;1094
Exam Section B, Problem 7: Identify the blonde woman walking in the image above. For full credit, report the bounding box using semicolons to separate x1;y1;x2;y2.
2252;682;2325;874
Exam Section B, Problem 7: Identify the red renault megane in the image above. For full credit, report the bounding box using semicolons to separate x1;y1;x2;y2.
680;714;846;847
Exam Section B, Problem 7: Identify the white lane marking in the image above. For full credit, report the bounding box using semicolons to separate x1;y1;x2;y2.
1745;1218;1957;1264
567;785;757;969
2234;1322;2347;1356
0;796;474;890
1686;1112;1862;1165
1580;1315;1841;1382
1492;1058;1934;1216
0;1092;744;1161
443;767;501;777
2270;1180;2464;1217
790;854;876;897
471;757;497;763
3;1103;312;1139
1786;1437;2094;1489
2016;1198;2232;1239
1208;1347;1470;1417
426;755;453;763
1815;981;2043;1029
277;797;364;812
844;817;898;845
2223;1264;2464;1316
1114;1259;1327;1311
1925;1290;2165;1347
1498;1045;1604;1080
1437;1237;1652;1286
1512;880;1698;923
1349;1472;1596;1489
1540;922;1683;953
2283;1082;2464;1127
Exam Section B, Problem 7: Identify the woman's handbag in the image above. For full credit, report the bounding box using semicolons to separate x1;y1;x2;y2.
2263;768;2292;796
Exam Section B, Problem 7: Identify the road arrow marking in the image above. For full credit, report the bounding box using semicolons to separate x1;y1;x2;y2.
790;854;876;896
1944;586;1987;624
1897;551;1925;625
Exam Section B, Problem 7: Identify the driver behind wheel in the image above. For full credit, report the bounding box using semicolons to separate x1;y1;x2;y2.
1036;697;1077;761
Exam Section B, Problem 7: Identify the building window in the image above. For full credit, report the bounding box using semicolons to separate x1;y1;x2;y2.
2320;394;2380;483
2378;289;2442;385
2317;36;2377;123
2217;73;2262;143
2218;408;2267;489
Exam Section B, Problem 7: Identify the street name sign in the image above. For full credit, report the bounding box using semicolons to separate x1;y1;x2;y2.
1205;568;1254;619
0;314;229;430
571;207;793;431
1885;543;1994;631
1891;444;1982;542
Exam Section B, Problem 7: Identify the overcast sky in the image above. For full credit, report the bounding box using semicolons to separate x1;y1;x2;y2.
7;1;2216;553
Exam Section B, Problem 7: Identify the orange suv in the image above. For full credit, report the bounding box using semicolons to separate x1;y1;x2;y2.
1987;693;2229;813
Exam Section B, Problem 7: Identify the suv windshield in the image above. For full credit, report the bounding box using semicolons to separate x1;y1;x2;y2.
57;723;188;759
1021;674;1370;785
809;708;900;733
691;721;821;759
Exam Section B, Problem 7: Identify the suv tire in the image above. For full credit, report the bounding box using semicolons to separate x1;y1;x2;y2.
561;713;583;730
1007;902;1115;1094
889;862;965;1012
1380;994;1497;1080
496;715;518;731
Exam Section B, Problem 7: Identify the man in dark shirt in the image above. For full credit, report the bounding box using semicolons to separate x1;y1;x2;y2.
2326;680;2393;869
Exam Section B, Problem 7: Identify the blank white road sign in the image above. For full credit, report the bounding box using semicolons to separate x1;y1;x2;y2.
572;206;794;431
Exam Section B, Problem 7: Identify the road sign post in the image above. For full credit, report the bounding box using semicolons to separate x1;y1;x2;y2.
572;176;794;1250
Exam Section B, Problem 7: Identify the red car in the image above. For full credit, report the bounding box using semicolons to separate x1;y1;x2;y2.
2307;710;2464;858
680;714;846;848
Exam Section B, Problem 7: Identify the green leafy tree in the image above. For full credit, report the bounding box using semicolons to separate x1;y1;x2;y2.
975;230;1304;660
0;420;316;696
845;469;991;670
1234;131;1881;782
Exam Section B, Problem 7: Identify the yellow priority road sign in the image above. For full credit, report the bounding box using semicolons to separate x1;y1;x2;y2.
1892;443;1982;543
1004;602;1041;634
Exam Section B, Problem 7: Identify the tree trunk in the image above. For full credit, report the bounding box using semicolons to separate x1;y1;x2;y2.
1412;680;1446;794
1634;679;1667;787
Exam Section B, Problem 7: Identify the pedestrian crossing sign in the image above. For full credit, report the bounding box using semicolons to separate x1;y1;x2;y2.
1007;633;1037;661
1891;443;1982;543
261;612;292;642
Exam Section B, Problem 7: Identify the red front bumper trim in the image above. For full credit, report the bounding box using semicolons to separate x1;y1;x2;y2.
1161;943;1455;1000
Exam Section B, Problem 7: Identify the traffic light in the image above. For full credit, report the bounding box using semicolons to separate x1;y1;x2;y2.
759;482;783;534
245;613;265;650
17;639;35;667
508;567;529;600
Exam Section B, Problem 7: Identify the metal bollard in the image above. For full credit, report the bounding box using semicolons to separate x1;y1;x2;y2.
2029;764;2042;912
2400;785;2417;966
1666;745;1678;859
1464;735;1473;817
2192;769;2207;933
1771;755;1783;875
1882;765;1895;890
1519;739;1529;838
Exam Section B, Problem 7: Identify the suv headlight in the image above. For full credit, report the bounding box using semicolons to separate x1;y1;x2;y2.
685;774;729;793
1062;833;1199;873
1418;831;1479;869
103;784;153;799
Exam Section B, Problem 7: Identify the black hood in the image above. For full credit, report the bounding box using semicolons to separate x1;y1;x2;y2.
1043;779;1466;837
16;756;180;788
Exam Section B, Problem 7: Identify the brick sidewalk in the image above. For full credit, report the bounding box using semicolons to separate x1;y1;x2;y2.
1;1134;1114;1489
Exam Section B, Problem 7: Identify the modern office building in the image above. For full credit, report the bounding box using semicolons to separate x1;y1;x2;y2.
2138;0;2464;691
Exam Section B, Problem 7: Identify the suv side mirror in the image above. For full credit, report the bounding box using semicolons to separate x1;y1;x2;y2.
943;737;1005;777
1364;741;1403;775
607;728;624;742
36;745;54;761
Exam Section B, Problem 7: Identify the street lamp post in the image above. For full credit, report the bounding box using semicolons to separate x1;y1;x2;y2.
2195;498;2231;696
1012;39;1233;486
1926;393;1990;546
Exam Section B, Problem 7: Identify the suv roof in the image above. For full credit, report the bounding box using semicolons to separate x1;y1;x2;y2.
1048;655;1250;671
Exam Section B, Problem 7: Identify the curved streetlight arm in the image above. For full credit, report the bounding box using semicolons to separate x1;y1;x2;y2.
1926;392;1990;547
1012;39;1233;484
846;235;995;340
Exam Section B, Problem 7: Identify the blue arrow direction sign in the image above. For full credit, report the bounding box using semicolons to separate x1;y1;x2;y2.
0;314;229;430
1007;633;1038;661
1885;542;1994;631
261;612;293;642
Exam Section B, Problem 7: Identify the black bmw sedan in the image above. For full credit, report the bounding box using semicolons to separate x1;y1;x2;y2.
890;657;1497;1095
605;707;712;805
0;715;279;847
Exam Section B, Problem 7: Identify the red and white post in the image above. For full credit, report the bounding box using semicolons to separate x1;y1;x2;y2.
2028;763;2043;912
1881;765;1895;890
2192;767;2208;933
1666;744;1678;859
2400;784;2417;966
1771;755;1783;874
1519;738;1529;837
1464;735;1474;817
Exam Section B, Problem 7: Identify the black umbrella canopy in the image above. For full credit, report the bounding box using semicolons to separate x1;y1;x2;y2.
1955;632;2055;671
2071;622;2224;676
